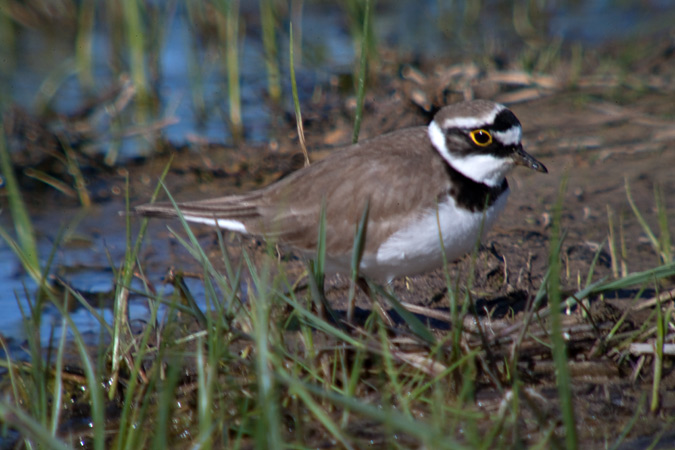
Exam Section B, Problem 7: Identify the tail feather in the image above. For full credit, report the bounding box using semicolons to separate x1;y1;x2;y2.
135;195;262;232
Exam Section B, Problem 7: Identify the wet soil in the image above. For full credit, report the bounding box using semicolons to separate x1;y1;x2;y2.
3;37;675;448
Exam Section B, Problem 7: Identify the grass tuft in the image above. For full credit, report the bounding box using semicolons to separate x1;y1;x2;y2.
546;174;578;450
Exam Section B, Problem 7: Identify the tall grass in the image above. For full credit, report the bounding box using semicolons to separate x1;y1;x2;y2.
0;123;40;277
109;159;172;398
351;0;373;144
547;176;578;449
75;0;95;90
260;0;282;103
122;0;149;104
289;23;310;167
0;0;15;107
216;0;243;143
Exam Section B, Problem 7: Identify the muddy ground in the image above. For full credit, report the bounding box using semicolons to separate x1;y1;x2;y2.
4;37;675;448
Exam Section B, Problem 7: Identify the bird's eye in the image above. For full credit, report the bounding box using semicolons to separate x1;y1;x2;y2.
469;129;492;147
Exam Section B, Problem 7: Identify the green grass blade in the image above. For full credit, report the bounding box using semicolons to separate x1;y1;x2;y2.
75;0;95;89
589;261;675;293
547;174;577;449
369;281;436;345
173;272;209;328
654;184;672;263
607;205;620;278
279;290;363;347
245;257;282;449
0;401;72;450
0;120;39;271
0;227;43;288
651;296;665;412
224;0;242;142
348;200;369;320
196;334;214;448
625;178;662;263
584;240;605;289
289;22;310;166
49;317;68;436
350;200;369;282
351;0;372;144
122;0;148;104
314;199;327;286
259;0;281;102
306;260;342;326
151;354;183;450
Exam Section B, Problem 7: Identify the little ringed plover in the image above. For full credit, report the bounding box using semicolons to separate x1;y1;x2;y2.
136;100;547;283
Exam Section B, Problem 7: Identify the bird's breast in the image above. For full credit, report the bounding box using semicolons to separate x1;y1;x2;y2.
361;189;510;281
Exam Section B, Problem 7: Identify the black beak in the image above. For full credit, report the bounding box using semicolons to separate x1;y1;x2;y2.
512;145;548;173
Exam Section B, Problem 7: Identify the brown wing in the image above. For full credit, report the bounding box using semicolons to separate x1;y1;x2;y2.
251;127;452;256
136;126;452;257
134;192;264;223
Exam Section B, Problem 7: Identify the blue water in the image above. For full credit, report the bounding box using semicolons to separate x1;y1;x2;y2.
4;1;672;152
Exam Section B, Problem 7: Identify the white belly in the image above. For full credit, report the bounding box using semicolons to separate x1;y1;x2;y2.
359;191;510;282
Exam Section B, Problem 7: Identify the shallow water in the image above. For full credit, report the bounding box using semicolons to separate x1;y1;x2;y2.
5;1;672;147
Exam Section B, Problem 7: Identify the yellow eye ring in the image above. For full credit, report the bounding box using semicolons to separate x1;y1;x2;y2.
469;129;492;147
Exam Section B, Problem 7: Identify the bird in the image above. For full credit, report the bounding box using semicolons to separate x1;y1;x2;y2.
136;100;547;287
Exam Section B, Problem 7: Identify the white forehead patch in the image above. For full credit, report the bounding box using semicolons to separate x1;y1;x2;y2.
441;103;504;130
428;120;451;162
493;126;522;146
